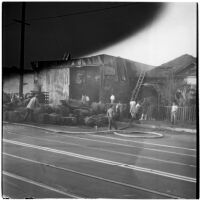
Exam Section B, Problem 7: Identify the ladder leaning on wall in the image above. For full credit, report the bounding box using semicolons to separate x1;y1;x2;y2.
131;71;146;101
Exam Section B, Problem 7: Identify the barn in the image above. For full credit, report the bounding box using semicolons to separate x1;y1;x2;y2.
31;54;153;105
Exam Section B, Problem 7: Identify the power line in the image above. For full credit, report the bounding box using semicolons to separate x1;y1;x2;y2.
3;3;133;28
26;3;133;22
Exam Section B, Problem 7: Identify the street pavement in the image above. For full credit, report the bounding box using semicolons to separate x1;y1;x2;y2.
2;122;197;199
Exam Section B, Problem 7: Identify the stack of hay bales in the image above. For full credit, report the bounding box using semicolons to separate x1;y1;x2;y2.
73;108;91;125
7;111;23;122
40;105;54;114
3;111;8;121
53;105;70;117
61;116;77;126
84;114;108;127
36;113;50;124
48;113;62;124
91;102;106;114
33;105;54;124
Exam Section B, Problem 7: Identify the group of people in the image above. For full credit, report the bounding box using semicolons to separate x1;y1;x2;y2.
81;94;90;106
107;94;143;130
4;89;179;127
129;100;141;124
107;94;179;130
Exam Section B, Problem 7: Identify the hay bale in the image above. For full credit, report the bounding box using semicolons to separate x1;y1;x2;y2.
15;107;27;116
91;102;106;114
73;109;91;117
91;102;99;114
96;115;108;126
61;116;77;125
68;99;83;107
84;114;108;127
7;111;23;122
98;103;106;113
53;105;70;116
33;107;43;116
35;113;49;124
3;111;8;121
48;113;62;124
69;113;75;118
84;116;96;126
40;105;54;114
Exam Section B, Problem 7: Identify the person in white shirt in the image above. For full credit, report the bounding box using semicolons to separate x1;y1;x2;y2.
129;100;137;126
85;95;90;105
171;102;178;125
81;94;86;104
130;100;136;117
24;94;40;121
110;94;115;104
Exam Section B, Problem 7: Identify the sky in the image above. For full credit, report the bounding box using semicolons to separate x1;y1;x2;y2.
89;2;197;66
2;2;197;69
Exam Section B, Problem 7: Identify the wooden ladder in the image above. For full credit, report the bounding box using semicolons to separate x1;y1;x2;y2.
131;71;146;101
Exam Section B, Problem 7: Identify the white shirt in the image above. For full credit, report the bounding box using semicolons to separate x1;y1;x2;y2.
86;96;90;102
171;105;178;113
130;101;136;111
27;97;39;110
130;101;136;107
110;95;115;101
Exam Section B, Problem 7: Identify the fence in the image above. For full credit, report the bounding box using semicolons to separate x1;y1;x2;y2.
147;105;196;122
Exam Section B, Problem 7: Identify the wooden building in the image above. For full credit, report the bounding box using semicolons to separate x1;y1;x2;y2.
139;54;197;106
31;54;152;105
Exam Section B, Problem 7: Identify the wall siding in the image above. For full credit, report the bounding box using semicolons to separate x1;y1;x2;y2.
39;68;70;105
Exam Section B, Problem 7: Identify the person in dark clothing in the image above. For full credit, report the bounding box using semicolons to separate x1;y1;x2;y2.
140;98;150;120
107;105;118;130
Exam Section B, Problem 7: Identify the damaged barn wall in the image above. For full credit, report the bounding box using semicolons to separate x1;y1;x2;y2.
38;67;70;105
33;54;152;105
70;66;101;102
99;55;144;103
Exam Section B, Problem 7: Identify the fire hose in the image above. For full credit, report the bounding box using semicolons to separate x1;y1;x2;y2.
3;121;164;139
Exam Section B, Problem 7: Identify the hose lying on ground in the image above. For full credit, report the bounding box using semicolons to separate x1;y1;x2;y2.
3;121;164;139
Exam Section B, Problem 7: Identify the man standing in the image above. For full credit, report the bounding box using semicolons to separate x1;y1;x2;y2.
129;100;136;121
171;102;178;125
110;94;115;104
116;101;123;120
24;94;40;122
107;105;118;130
85;95;90;106
129;101;141;126
140;98;149;120
135;102;141;120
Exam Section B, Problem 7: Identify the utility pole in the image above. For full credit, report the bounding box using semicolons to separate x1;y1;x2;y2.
19;2;26;97
14;3;30;97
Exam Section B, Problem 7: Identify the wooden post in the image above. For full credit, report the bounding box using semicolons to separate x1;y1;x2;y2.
19;2;26;97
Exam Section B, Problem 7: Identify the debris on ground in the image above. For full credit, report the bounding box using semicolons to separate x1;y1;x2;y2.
3;95;109;127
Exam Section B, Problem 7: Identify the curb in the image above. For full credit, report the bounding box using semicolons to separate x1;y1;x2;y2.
134;123;196;134
116;121;196;134
3;121;196;134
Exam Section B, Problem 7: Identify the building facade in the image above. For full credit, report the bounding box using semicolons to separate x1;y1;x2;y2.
32;54;152;105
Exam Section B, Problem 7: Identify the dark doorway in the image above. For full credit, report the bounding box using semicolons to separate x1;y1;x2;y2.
70;66;100;102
